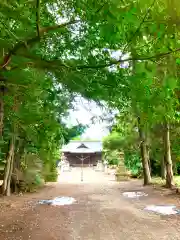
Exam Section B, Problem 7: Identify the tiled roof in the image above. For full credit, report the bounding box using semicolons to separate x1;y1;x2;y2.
61;140;102;153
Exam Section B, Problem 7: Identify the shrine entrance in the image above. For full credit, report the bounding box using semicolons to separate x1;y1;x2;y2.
61;140;102;168
65;152;100;167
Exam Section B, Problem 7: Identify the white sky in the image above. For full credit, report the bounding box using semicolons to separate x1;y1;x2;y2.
66;98;112;140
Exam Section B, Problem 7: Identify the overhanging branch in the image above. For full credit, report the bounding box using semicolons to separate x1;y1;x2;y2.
0;19;78;69
75;47;180;69
124;0;156;51
13;52;70;69
7;46;180;71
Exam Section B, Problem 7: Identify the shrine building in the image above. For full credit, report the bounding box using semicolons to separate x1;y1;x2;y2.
61;140;102;167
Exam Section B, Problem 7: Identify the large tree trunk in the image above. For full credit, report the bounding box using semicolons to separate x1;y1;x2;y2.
146;146;151;174
0;94;4;137
140;141;152;185
0;76;7;138
137;117;151;185
0;76;5;137
14;139;25;170
2;96;17;196
161;156;166;179
2;135;15;196
163;122;174;188
6;145;15;196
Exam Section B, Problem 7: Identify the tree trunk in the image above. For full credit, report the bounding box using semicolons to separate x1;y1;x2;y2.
14;139;25;170
2;135;15;196
0;94;4;137
163;122;174;188
2;95;17;196
137;117;151;185
147;146;151;174
0;76;6;138
161;156;166;179
6;150;14;196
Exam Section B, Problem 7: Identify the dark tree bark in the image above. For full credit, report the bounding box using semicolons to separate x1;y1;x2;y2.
2;135;15;196
0;93;4;137
163;122;174;188
137;117;151;185
161;156;166;179
14;139;25;170
0;77;6;138
2;96;18;196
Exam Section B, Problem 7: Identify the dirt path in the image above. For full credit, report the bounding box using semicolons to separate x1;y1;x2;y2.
1;168;180;239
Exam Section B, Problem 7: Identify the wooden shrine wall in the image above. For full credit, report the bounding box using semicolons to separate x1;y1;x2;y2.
64;152;102;167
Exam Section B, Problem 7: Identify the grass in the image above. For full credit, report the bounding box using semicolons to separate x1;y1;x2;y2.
152;176;180;187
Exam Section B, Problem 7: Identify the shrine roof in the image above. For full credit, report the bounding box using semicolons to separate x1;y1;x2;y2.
61;140;102;153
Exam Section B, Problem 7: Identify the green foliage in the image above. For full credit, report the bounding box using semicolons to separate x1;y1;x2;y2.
103;108;142;173
43;163;58;182
104;150;120;166
103;128;142;175
0;66;86;192
124;151;142;177
63;124;87;144
103;132;123;151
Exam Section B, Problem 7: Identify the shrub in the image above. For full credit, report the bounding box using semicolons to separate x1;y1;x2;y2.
43;163;58;182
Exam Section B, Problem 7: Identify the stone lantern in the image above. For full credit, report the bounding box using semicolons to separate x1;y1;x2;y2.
115;152;129;181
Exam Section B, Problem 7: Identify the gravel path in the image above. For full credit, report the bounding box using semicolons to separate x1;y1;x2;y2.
1;168;180;239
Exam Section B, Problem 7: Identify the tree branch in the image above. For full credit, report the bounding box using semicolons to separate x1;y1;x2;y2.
121;0;156;57
39;20;78;34
13;52;70;69
95;2;107;14
8;47;180;71
36;0;40;38
128;0;156;46
0;19;78;69
76;47;180;69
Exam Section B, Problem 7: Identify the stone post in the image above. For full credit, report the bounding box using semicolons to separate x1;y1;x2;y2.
115;152;129;181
